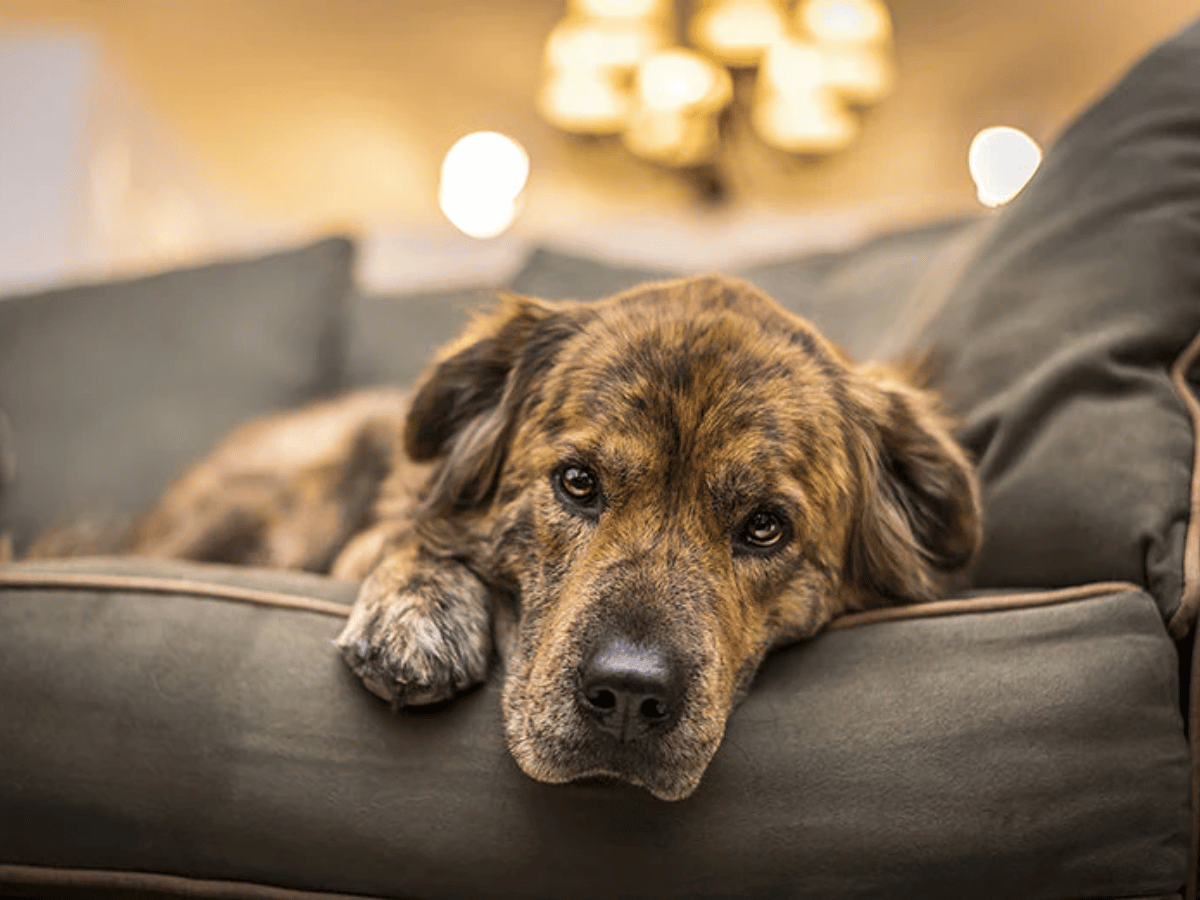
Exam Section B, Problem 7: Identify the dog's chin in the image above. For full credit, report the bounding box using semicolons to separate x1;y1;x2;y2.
504;721;720;802
511;746;708;802
568;766;706;802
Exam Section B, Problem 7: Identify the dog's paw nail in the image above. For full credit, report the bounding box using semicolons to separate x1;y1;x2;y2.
362;674;395;702
396;683;450;707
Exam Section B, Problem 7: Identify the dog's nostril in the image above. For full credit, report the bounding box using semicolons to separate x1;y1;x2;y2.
640;697;668;720
587;688;617;710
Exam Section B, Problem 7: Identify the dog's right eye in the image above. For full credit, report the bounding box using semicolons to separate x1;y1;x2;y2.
555;464;600;508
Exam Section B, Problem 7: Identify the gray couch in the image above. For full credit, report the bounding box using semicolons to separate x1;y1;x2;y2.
2;15;1200;900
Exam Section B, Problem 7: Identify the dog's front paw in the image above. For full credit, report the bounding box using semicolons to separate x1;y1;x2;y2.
335;554;492;706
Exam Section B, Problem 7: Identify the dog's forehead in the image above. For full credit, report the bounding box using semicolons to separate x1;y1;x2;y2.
525;277;852;478
553;279;844;410
591;276;816;347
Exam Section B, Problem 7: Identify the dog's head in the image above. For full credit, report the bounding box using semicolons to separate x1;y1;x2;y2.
405;276;980;800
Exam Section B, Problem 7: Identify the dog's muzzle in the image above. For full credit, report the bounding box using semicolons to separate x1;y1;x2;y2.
577;635;685;743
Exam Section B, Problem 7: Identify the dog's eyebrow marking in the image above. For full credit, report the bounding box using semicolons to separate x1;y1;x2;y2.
788;326;821;357
551;439;615;469
705;464;806;524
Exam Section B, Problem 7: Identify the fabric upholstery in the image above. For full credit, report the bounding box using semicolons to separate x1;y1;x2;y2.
0;239;355;553
503;223;974;365
738;217;976;362
344;285;493;389
344;249;677;391
0;558;1189;900
900;18;1200;636
507;246;674;301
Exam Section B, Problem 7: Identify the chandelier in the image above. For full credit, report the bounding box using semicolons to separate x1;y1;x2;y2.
537;0;895;168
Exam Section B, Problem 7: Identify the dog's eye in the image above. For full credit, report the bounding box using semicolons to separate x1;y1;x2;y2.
738;509;789;553
556;464;600;506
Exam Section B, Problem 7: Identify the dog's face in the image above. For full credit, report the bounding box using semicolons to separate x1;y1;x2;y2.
404;276;980;800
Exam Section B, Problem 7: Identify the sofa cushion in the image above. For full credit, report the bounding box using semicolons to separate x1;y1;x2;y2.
503;223;973;365
507;246;674;301
737;217;976;362
344;285;491;389
0;557;1189;900
0;238;355;552
900;17;1200;637
344;252;679;392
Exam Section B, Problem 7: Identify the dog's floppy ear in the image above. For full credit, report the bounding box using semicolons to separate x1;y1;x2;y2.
404;293;576;514
847;364;982;604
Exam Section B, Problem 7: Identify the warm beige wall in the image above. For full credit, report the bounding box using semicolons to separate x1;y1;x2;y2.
1;0;1196;235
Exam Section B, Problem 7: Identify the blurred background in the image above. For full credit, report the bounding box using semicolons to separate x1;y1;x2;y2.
1;0;1196;294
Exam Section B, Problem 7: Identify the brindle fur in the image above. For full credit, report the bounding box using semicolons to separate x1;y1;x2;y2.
42;275;981;801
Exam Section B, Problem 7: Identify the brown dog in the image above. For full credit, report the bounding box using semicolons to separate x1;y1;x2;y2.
113;275;980;801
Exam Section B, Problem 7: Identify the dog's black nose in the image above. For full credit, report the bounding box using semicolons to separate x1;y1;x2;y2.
578;636;683;742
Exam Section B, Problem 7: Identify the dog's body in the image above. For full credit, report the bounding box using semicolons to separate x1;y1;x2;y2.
98;276;980;800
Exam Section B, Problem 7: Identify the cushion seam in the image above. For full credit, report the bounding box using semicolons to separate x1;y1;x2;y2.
1168;324;1200;639
829;580;1145;631
0;570;352;617
0;863;391;900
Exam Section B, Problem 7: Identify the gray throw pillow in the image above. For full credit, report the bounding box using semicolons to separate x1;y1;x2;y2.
508;247;674;300
0;238;354;551
737;218;973;362
902;16;1200;637
345;286;492;389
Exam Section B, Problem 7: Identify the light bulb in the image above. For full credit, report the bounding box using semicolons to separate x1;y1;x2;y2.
439;132;530;239
968;126;1042;207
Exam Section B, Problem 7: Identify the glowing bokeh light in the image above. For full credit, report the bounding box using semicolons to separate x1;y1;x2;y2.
753;87;859;154
440;131;529;200
623;110;720;166
544;20;664;73
759;36;826;89
538;70;631;134
439;132;530;239
968;126;1042;207
638;49;725;112
690;0;788;67
798;0;891;46
624;49;731;166
820;45;894;104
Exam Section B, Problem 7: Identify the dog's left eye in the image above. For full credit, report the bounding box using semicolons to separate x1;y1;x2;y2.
737;509;789;553
555;464;600;507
